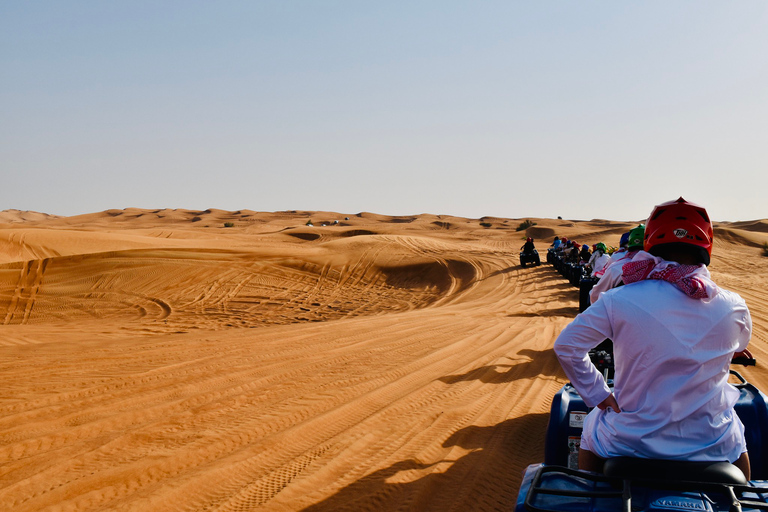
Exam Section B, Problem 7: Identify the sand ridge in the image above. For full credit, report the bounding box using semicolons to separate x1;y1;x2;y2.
1;209;767;511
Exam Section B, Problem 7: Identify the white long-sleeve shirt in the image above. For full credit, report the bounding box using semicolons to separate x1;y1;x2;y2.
554;279;752;462
588;250;639;303
588;252;610;277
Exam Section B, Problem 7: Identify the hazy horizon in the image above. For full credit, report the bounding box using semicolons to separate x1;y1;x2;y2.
2;2;767;222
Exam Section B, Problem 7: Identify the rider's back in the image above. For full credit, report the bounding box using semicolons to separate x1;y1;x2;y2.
564;280;751;462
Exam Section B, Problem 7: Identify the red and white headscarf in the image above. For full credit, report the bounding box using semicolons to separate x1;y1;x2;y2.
621;251;719;300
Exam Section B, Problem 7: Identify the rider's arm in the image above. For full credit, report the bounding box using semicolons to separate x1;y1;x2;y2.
554;298;615;408
737;305;752;353
597;393;621;412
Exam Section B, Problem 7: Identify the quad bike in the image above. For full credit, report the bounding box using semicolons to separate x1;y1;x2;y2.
579;275;599;312
556;255;568;276
521;249;541;268
515;356;768;512
567;263;587;287
552;252;568;275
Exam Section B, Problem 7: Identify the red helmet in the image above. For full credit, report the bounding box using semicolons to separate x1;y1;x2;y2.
526;237;532;242
644;197;714;265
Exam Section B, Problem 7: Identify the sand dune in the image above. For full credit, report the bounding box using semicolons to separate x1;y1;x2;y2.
1;210;766;511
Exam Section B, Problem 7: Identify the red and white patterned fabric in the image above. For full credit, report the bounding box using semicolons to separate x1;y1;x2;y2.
621;251;718;300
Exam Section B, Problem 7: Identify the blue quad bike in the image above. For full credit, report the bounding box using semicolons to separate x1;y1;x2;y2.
521;249;541;268
515;355;768;512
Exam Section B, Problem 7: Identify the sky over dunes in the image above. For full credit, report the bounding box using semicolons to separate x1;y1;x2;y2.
2;2;767;221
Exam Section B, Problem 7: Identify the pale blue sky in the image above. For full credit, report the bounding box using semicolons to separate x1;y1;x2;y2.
2;2;767;221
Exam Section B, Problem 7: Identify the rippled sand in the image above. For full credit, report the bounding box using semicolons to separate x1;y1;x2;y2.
1;209;767;511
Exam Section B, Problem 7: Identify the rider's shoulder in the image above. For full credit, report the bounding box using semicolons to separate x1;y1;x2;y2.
714;287;748;308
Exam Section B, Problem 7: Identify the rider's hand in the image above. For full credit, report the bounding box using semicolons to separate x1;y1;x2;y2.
733;349;753;360
597;393;621;413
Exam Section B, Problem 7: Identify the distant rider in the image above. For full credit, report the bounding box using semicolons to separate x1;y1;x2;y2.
579;243;591;263
554;197;752;478
588;242;610;277
600;231;630;270
566;242;581;263
589;225;645;304
521;237;536;254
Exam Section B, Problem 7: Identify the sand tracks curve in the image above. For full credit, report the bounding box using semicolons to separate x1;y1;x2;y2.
0;236;485;331
1;212;766;512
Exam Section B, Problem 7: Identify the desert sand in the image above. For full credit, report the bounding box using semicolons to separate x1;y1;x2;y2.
1;208;767;512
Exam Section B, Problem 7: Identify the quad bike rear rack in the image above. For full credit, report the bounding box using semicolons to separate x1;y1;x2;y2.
524;464;768;512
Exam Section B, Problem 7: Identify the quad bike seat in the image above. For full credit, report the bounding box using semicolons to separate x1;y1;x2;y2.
603;457;747;485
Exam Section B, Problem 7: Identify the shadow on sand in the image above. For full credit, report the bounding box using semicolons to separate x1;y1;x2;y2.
438;348;562;385
300;413;550;512
490;262;553;278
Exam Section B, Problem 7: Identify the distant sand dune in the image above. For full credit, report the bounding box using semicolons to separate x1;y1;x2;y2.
0;210;766;511
729;220;768;234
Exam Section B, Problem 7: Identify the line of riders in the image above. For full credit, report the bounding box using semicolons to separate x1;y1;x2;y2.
514;198;765;510
523;226;673;389
546;224;647;312
527;199;758;478
520;225;647;312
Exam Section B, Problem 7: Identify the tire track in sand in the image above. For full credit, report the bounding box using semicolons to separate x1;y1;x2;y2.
2;258;48;325
0;224;583;512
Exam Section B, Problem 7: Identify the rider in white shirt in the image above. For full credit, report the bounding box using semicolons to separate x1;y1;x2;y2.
554;197;753;479
587;242;610;277
588;225;644;304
